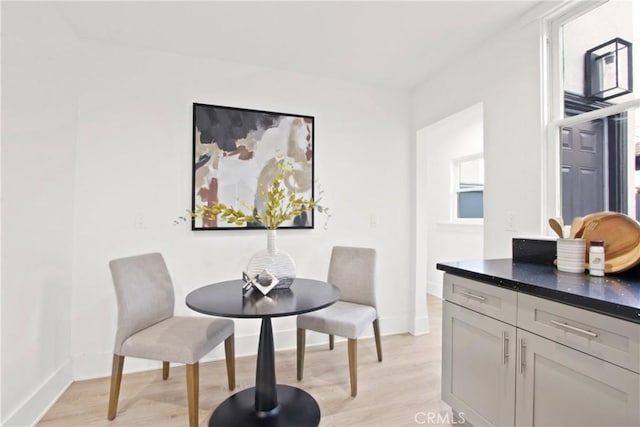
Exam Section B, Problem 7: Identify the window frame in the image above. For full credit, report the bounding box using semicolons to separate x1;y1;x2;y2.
543;1;640;227
452;153;484;222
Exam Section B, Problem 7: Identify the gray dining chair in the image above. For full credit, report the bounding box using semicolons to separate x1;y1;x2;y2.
296;246;382;397
108;252;235;427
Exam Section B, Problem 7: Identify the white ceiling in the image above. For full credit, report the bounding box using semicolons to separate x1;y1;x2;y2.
53;1;543;90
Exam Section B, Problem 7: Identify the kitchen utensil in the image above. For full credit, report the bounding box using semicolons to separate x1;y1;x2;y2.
548;217;564;238
569;217;584;239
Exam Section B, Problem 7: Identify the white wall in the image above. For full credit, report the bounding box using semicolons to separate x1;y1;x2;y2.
1;3;77;425
413;18;545;259
69;40;413;379
417;104;484;297
1;4;412;424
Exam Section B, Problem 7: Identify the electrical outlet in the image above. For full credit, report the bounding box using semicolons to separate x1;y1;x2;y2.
134;215;145;229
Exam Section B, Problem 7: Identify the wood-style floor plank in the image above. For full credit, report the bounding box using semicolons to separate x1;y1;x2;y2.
38;296;452;426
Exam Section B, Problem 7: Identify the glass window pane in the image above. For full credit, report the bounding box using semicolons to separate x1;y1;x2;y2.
561;1;637;116
455;156;484;219
459;157;484;187
458;191;483;219
560;107;639;223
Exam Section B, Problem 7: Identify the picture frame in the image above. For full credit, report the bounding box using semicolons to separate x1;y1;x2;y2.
192;103;315;230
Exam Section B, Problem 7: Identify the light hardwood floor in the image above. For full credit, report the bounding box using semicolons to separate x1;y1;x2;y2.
39;296;451;427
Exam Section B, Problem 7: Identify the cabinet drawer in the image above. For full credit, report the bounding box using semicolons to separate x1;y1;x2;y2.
518;293;640;373
444;274;517;325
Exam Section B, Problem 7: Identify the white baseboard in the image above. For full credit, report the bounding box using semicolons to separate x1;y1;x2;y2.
377;314;410;336
2;359;72;427
411;314;430;335
427;280;443;298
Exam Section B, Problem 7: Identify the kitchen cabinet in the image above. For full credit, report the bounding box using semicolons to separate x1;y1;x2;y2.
442;272;640;427
442;301;516;426
515;329;639;427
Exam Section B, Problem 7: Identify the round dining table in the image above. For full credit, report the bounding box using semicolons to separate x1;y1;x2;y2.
186;278;340;427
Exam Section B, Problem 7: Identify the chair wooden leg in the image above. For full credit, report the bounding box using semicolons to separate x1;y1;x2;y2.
186;363;199;427
373;319;383;362
297;328;306;381
224;334;236;390
162;361;170;380
107;354;124;420
329;334;334;350
348;339;357;397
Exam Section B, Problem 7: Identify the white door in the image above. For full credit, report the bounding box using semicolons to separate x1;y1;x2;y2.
515;329;640;427
442;301;516;426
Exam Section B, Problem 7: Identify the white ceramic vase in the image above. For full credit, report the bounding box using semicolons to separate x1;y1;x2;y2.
246;229;296;289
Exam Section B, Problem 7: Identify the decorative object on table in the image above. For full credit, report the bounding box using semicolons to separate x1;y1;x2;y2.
242;269;280;296
242;272;256;295
246;229;296;289
191;103;315;230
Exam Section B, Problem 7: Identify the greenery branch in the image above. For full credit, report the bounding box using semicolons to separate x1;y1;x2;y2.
185;161;329;230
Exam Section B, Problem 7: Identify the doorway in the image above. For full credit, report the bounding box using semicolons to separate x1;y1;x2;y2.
415;103;484;303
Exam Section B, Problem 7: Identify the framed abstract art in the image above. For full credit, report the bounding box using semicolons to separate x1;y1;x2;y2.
192;103;314;230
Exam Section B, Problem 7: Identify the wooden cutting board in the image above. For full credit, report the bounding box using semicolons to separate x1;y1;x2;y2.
575;212;640;273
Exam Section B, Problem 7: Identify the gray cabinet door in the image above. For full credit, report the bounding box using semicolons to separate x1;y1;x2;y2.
442;301;516;426
515;329;640;427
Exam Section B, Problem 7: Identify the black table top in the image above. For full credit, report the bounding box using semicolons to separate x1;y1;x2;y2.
437;258;640;324
186;278;340;318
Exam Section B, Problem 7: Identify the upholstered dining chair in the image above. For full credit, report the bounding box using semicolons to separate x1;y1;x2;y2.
296;246;382;397
108;252;235;427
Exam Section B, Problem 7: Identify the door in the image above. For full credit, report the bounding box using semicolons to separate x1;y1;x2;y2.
442;301;516;427
561;92;628;223
515;329;640;427
561;118;606;223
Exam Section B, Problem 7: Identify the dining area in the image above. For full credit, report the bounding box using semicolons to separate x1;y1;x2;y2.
36;313;440;427
90;129;395;427
101;247;383;427
17;92;431;426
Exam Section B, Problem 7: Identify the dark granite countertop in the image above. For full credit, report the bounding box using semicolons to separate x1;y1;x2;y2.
436;259;640;324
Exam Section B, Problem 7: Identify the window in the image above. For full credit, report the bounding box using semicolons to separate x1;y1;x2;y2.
455;155;484;219
547;1;640;224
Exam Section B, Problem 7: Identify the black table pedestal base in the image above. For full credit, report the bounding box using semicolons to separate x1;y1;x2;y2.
208;385;320;427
